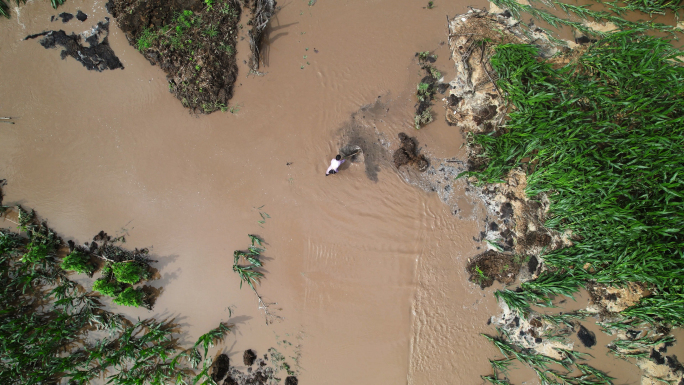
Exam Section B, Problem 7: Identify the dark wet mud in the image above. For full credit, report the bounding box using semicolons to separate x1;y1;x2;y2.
25;18;123;71
466;249;523;289
393;133;429;172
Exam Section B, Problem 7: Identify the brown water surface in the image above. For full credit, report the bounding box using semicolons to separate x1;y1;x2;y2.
0;0;500;383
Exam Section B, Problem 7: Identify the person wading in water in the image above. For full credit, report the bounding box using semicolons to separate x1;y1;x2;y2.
325;155;345;176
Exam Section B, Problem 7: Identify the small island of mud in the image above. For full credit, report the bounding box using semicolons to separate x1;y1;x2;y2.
107;0;276;113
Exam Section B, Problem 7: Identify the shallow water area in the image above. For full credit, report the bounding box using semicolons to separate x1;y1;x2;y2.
0;0;510;383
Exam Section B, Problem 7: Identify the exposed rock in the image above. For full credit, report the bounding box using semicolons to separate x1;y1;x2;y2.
243;349;257;366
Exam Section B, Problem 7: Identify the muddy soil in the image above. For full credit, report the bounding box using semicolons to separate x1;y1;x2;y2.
466;249;523;289
393;132;429;172
107;0;241;113
222;348;298;385
25;18;123;71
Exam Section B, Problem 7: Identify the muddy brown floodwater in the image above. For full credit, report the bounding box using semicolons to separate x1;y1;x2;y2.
5;0;662;384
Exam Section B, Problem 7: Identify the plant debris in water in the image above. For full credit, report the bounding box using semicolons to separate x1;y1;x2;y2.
24;18;124;72
413;51;440;129
232;234;282;324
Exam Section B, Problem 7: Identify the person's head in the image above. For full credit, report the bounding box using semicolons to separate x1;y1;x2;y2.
335;155;341;161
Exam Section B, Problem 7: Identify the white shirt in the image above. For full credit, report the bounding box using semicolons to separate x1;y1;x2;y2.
326;158;345;175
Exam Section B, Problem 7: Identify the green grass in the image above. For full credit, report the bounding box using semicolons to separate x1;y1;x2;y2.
465;31;684;326
136;27;158;51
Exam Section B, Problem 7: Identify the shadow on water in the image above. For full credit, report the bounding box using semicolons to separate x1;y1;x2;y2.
336;99;393;182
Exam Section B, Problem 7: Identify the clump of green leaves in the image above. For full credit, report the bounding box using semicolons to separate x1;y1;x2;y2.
113;286;145;307
61;249;95;276
414;109;433;129
220;2;238;18
111;261;149;284
416;82;432;102
413;50;441;129
93;277;123;297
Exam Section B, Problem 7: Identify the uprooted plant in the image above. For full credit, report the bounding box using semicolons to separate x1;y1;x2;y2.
246;0;278;73
232;234;282;324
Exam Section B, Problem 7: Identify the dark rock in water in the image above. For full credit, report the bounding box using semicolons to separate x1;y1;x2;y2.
211;354;229;382
24;18;124;72
285;376;299;385
666;355;684;372
243;349;257;366
500;202;513;219
577;325;596;348
651;349;666;365
76;10;88;22
393;132;429;172
58;12;73;23
575;36;597;45
50;15;55;22
660;339;675;353
535;337;542;343
489;222;499;231
528;255;538;274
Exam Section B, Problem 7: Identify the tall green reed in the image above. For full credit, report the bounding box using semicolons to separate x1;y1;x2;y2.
465;31;684;325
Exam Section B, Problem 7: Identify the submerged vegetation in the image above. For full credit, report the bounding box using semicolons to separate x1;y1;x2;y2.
0;0;65;19
414;51;441;129
490;0;684;41
483;330;614;385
